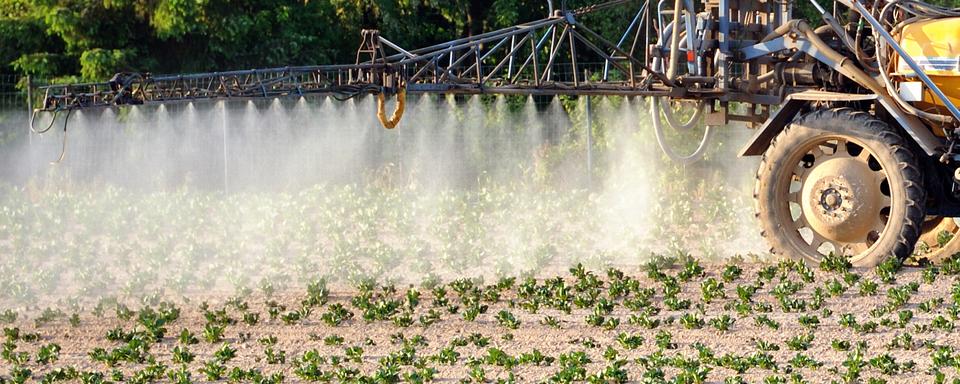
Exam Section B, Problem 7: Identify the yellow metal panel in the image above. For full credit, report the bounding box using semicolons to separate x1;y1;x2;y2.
897;17;960;76
896;17;960;121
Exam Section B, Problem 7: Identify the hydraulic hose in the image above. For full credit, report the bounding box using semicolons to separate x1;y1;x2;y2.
651;97;713;163
764;20;886;95
662;99;704;130
651;0;711;162
29;108;60;134
376;88;406;129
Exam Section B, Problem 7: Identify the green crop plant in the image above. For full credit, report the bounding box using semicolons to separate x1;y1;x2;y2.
654;330;676;349
35;343;60;365
894;310;913;328
321;303;354;326
753;338;780;352
922;265;940;284
919;298;944;313
550;351;590;382
616;332;644;349
798;314;820;329
345;346;364;363
755;303;773;313
213;343;237;362
786;333;814;351
859;279;879;296
789;353;822;369
242;312;260;325
463;301;488;321
264;346;286;364
196;359;225;381
886;285;913;309
700;277;726;303
722;264;743;283
831;339;851;351
0;310;17;324
680;312;705;329
677;257;705;282
629;311;661;329
202;307;234;326
177;329;198;345
419;308;442;327
171;345;194;364
10;366;32;383
754;315;780;330
931;315;954;331
826;278;846;297
323;335;344;345
540;315;561;328
820;253;852;274
869;353;907;375
888;332;915;350
709;314;735;332
876;259;902;284
281;306;311;325
202;324;224;343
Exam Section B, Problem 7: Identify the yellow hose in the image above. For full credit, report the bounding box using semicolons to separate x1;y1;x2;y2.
377;89;406;129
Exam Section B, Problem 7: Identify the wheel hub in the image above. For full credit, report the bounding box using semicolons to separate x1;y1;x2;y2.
801;157;883;243
820;188;843;211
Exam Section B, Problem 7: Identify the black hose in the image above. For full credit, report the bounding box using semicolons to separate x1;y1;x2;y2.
51;107;75;164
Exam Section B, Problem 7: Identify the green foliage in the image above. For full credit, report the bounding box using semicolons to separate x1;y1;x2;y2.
0;0;570;80
79;48;133;81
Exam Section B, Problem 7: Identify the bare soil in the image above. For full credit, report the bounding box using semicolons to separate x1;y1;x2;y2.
3;262;959;383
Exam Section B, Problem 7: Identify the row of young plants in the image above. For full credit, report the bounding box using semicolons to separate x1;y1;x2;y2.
0;174;755;309
4;254;960;383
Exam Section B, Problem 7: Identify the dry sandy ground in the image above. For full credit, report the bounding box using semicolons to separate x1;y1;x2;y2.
3;262;960;383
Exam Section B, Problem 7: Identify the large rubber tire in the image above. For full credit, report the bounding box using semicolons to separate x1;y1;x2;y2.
755;108;926;267
913;217;960;264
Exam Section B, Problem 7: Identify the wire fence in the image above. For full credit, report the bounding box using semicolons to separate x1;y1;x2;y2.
0;74;28;110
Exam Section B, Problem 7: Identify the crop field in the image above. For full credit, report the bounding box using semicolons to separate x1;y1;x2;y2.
2;181;960;384
0;97;953;384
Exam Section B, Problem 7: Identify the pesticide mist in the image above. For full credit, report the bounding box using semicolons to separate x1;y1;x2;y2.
0;95;763;308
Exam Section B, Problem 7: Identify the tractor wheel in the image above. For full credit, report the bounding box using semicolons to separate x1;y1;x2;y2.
913;217;960;264
755;108;926;267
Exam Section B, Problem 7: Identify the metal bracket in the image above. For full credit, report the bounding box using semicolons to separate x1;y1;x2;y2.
740;37;788;60
739;91;944;157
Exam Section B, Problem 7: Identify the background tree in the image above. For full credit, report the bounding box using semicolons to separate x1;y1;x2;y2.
0;0;828;83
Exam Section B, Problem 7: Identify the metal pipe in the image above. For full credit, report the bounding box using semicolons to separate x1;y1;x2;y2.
378;37;417;59
682;0;697;74
541;26;570;84
666;0;683;79
26;75;32;146
604;3;646;80
220;102;229;194
585;96;593;188
569;29;579;86
718;0;729;88
508;35;516;78
486;33;535;84
384;17;561;60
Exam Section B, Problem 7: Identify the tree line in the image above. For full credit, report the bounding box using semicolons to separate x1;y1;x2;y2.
0;0;604;83
0;0;843;84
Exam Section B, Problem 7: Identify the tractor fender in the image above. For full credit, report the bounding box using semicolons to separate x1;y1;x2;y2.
738;90;945;157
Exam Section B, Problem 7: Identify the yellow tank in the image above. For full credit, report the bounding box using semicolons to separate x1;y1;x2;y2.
895;17;960;112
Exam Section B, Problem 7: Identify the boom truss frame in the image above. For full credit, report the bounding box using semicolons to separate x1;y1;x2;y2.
37;0;685;112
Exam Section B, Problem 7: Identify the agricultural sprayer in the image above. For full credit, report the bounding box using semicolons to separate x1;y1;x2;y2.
29;0;960;267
